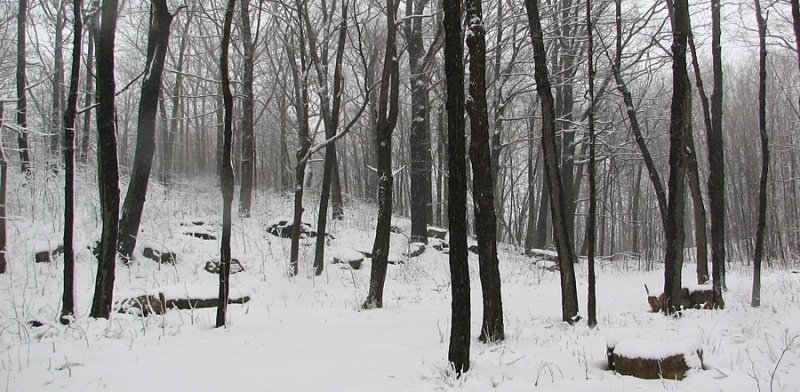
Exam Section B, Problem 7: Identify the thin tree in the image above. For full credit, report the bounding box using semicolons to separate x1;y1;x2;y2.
90;0;122;319
239;0;255;217
791;0;799;110
465;0;504;343
118;0;178;260
586;0;597;329
751;0;768;308
524;0;580;323
50;1;66;160
708;0;726;303
444;0;470;375
216;0;236;328
16;0;32;174
80;12;96;164
0;104;6;274
663;0;691;315
61;0;83;324
161;11;193;186
363;0;400;309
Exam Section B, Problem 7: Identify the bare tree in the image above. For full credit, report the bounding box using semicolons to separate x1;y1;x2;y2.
586;0;597;329
663;0;691;315
60;0;83;324
363;0;400;309
216;0;236;328
118;0;179;260
239;0;256;217
524;0;580;324
443;0;470;375
0;104;6;274
465;0;504;343
90;0;122;319
751;0;768;308
16;0;32;174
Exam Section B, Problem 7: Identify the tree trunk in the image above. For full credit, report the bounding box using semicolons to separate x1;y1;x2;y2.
60;0;83;324
239;0;255;217
313;2;349;276
444;0;470;374
216;0;236;328
118;0;175;260
534;169;549;249
465;0;504;343
524;119;539;252
80;25;95;164
90;0;121;319
364;0;400;309
586;0;597;329
287;2;311;277
161;11;191;187
0;105;6;274
16;0;32;174
663;0;691;315
524;0;580;323
751;0;767;308
405;0;433;244
708;0;727;304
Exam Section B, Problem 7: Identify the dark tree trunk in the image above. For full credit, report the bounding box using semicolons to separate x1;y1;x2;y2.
16;0;32;174
708;0;727;305
586;0;597;329
80;25;95;164
534;171;549;249
216;0;236;328
287;1;312;277
364;0;400;309
90;0;121;320
465;0;504;343
239;0;255;217
312;2;348;276
118;0;175;260
405;0;433;244
792;0;800;109
524;0;580;323
663;0;691;315
0;105;6;274
60;0;83;324
524;120;539;252
751;0;767;308
444;0;470;375
612;0;667;227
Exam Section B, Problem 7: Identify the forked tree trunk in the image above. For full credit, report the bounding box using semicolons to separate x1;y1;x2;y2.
216;0;236;328
751;0;768;308
90;0;121;319
465;0;504;343
60;0;83;324
118;0;175;260
443;0;470;375
524;0;580;323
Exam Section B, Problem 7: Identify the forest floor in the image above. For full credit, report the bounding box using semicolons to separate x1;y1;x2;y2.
1;170;799;391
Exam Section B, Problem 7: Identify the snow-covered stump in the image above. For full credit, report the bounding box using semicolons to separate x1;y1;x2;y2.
426;226;447;239
607;336;704;380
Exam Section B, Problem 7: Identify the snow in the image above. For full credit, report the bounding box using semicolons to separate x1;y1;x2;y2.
1;171;799;392
610;334;703;366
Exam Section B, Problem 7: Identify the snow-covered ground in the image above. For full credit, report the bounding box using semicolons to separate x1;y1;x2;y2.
1;171;798;391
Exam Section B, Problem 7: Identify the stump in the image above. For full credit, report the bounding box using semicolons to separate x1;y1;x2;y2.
142;246;177;265
607;336;703;380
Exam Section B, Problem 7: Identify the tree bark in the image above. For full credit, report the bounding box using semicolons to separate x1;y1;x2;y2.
50;2;66;160
80;23;95;164
239;0;255;217
708;0;726;304
466;0;504;343
663;0;691;315
364;0;400;309
16;0;32;174
586;0;597;329
444;0;470;375
216;0;236;328
524;0;580;323
90;0;121;319
751;0;767;308
60;0;83;324
118;0;175;260
0;105;6;274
